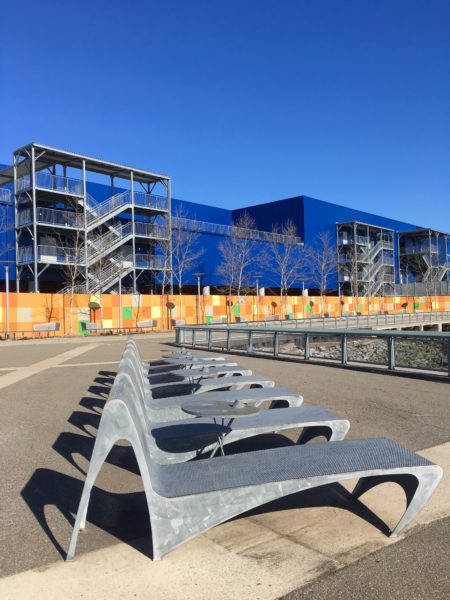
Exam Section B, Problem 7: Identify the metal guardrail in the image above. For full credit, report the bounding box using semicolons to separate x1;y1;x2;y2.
396;282;450;296
0;188;11;203
134;221;169;239
172;216;303;245
85;191;168;225
17;206;84;229
205;310;450;331
175;324;450;377
17;245;85;265
17;172;83;195
135;254;165;269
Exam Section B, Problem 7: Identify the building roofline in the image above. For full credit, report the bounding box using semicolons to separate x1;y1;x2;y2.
399;227;450;237
12;142;170;183
336;220;395;232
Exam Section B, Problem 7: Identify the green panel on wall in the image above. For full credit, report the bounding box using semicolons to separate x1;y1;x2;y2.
78;320;90;335
122;306;132;319
358;303;363;311
205;316;213;324
414;302;420;309
232;305;240;316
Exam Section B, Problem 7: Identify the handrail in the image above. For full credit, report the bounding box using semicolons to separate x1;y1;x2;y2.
135;254;165;269
175;323;450;377
17;244;85;264
172;216;303;245
85;222;133;263
17;172;83;195
17;206;83;229
0;188;11;203
134;221;169;239
199;310;450;331
85;191;168;226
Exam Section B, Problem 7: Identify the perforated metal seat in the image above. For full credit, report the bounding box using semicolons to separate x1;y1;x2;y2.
150;438;432;498
66;346;443;562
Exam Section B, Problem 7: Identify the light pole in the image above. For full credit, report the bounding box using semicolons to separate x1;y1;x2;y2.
118;269;123;331
194;272;204;324
302;280;306;321
5;265;10;339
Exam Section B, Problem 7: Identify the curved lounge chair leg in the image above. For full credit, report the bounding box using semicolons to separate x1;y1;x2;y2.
66;409;120;561
297;420;350;444
297;425;333;444
390;466;443;537
351;466;443;537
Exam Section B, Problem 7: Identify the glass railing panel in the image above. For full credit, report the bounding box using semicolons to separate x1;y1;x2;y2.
308;334;341;360
244;331;274;354
277;333;305;357
134;192;168;211
394;337;447;372
134;254;165;269
35;172;83;195
346;335;388;366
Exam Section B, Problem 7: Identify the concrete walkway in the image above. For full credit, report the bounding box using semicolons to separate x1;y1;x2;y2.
1;441;449;600
0;335;449;598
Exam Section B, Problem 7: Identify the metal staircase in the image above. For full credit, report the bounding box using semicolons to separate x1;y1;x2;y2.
87;254;134;293
84;221;133;265
80;190;168;231
361;240;395;296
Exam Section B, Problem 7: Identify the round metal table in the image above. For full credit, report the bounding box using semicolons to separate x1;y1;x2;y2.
182;399;259;457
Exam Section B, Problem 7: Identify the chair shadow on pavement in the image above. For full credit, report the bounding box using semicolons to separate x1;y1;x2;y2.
21;469;153;560
20;366;407;563
52;431;140;477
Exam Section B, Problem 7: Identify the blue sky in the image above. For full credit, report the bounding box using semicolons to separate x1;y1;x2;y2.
1;0;449;230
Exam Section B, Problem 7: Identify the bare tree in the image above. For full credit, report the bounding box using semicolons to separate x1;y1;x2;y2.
401;253;434;311
57;229;85;335
217;212;257;314
268;220;304;318
304;231;337;315
159;234;172;329
171;206;204;318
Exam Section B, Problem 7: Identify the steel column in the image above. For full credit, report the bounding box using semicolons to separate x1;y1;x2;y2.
82;160;89;293
31;146;38;292
248;330;253;353
341;334;348;364
5;265;10;338
131;172;137;293
13;152;19;292
208;328;213;350
304;333;310;360
388;336;395;370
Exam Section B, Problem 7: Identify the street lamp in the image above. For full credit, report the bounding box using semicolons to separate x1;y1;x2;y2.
5;265;10;338
118;267;123;331
254;275;263;321
302;280;306;320
193;272;204;324
0;260;13;339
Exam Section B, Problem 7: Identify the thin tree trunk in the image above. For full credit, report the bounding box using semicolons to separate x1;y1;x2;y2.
69;295;73;336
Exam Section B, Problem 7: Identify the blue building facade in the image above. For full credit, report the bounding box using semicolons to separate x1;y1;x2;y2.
1;145;448;293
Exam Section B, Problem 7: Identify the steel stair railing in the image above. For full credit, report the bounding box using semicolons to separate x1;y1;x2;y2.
84;222;133;265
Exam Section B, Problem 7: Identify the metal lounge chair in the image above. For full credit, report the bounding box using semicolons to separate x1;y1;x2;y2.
147;359;240;375
148;364;254;384
66;369;443;562
119;353;303;422
124;346;277;395
119;356;349;447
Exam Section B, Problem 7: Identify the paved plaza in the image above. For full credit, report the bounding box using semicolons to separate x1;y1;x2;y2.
0;334;449;599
